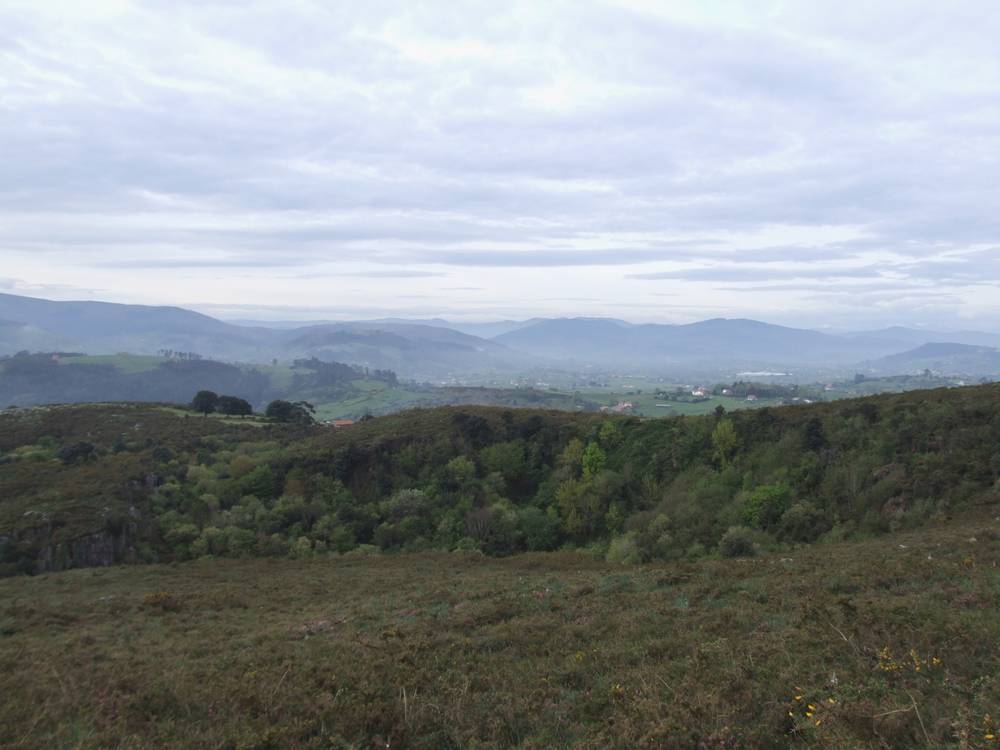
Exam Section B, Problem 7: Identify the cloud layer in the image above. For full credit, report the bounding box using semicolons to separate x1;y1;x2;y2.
2;0;999;327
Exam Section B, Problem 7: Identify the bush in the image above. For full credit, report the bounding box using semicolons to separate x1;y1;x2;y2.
719;526;757;558
606;532;643;564
743;483;793;530
779;502;828;543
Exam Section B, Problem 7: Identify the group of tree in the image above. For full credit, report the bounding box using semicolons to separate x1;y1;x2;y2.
263;399;316;425
190;391;317;424
191;390;254;417
157;349;203;360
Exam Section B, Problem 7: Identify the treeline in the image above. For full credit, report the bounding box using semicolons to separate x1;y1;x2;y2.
2;384;999;573
190;390;316;425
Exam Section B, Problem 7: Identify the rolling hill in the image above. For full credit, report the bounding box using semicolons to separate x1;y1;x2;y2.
865;342;1000;376
0;293;521;378
493;317;904;368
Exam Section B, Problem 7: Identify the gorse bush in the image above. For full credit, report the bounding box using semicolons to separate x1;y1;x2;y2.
718;526;757;558
3;383;1000;572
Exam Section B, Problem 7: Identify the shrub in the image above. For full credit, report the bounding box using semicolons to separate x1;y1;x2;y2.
606;532;643;564
743;483;793;530
719;526;757;558
779;502;828;543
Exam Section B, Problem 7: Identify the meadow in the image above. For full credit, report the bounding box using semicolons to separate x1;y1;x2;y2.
1;513;997;748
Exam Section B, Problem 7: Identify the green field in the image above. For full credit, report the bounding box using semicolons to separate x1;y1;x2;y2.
57;353;167;374
1;516;997;748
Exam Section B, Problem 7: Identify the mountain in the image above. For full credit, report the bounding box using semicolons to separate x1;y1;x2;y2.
864;342;1000;376
228;317;535;339
281;321;525;378
0;292;279;361
845;326;1000;349
8;292;1000;379
493;317;900;368
0;293;521;378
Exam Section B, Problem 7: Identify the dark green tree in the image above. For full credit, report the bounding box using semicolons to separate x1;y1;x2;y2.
191;390;219;415
218;395;253;417
265;399;316;425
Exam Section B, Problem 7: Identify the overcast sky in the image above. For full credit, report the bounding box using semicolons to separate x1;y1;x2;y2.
2;0;999;328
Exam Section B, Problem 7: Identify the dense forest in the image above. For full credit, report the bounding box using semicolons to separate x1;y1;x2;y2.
1;382;999;575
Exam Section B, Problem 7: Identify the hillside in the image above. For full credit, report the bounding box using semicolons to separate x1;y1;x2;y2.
2;383;999;576
1;517;997;748
866;343;1000;377
848;326;1000;349
2;386;999;747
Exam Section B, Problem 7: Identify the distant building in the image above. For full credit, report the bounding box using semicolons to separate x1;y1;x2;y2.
602;401;634;413
691;387;709;397
329;419;355;428
746;394;758;402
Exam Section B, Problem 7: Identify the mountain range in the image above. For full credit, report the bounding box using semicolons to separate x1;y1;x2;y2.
2;292;1000;378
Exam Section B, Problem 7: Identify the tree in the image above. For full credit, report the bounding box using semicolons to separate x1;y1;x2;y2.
217;395;253;417
743;483;793;530
581;441;607;479
191;390;219;415
711;418;738;466
58;441;96;465
265;399;316;425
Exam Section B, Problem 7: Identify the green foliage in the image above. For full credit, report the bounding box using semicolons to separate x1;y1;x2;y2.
743;482;793;530
711;418;738;466
264;399;315;424
605;532;643;564
718;526;757;557
581;441;606;479
191;390;219;415
779;501;829;543
216;395;253;417
5;383;1000;572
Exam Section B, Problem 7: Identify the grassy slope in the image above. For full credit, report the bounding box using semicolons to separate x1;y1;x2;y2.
59;354;166;374
1;516;997;749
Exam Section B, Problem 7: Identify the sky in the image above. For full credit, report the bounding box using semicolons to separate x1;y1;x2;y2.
2;0;999;329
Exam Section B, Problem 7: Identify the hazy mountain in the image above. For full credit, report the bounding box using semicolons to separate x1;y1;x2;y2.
493;317;901;367
282;322;525;378
845;326;1000;349
0;293;522;378
0;318;72;352
864;342;1000;376
8;292;1000;379
228;317;535;339
0;292;280;361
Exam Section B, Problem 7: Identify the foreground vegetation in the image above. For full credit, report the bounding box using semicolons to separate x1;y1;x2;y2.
1;515;998;748
1;385;998;746
3;383;1000;575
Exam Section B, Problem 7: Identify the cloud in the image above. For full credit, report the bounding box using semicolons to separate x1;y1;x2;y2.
342;270;447;278
1;0;999;328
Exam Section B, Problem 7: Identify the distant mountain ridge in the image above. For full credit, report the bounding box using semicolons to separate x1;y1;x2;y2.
3;292;1000;377
0;292;523;378
864;342;1000;376
493;316;905;367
